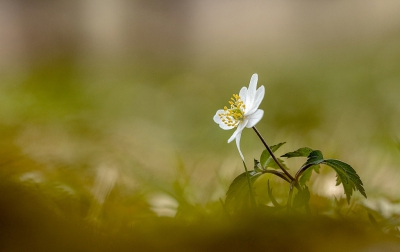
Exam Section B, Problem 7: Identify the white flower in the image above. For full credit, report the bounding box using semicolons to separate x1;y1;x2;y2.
213;73;265;160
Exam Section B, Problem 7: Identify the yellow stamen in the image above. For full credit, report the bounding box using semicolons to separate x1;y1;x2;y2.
218;94;246;128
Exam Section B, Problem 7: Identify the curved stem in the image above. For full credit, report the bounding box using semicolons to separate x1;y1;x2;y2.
267;171;303;195
252;127;295;181
294;163;317;182
287;181;295;210
262;170;291;183
242;160;256;209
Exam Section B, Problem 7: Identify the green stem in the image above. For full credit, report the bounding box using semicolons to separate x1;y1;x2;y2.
252;127;295;181
262;170;291;183
243;160;256;209
295;163;315;181
287;181;295;210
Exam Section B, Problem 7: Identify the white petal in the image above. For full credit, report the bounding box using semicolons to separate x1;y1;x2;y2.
219;123;234;130
249;73;258;91
213;109;225;124
214;110;234;130
227;127;240;143
245;73;258;111
239;86;247;104
235;130;245;161
245;109;264;128
246;85;265;115
227;120;248;143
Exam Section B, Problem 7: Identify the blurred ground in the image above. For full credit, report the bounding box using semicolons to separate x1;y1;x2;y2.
1;1;400;251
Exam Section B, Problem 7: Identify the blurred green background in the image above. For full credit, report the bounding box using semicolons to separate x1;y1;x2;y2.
1;0;400;250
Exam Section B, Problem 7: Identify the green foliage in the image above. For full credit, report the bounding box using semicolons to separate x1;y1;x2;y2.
302;150;325;166
225;171;262;211
282;147;320;186
281;147;314;158
260;142;288;170
298;165;320;186
227;142;367;215
293;186;310;208
253;159;264;172
267;180;284;208
295;150;367;204
322;159;367;203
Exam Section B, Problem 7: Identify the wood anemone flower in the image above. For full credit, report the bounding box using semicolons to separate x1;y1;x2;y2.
213;73;265;160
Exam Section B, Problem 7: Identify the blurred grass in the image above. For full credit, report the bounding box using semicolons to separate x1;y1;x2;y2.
1;33;400;250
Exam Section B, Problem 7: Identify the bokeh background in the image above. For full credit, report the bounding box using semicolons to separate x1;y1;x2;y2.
1;0;400;249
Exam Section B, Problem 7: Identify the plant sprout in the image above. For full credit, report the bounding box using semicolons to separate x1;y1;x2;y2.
214;73;367;213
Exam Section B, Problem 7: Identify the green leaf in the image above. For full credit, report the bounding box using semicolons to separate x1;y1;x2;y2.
225;171;262;211
254;159;263;172
265;158;289;170
267;180;283;208
260;142;286;166
260;142;287;169
293;185;310;208
304;150;324;166
298;165;320;185
296;151;366;204
322;159;367;203
270;142;286;153
296;150;324;186
281;147;314;158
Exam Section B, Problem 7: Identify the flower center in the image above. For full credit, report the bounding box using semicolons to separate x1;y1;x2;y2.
218;94;246;127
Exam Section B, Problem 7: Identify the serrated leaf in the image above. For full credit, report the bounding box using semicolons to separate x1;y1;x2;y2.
254;159;260;168
335;175;342;186
298;165;320;185
260;142;287;170
298;151;366;204
305;150;324;165
225;171;262;210
260;142;286;166
281;147;314;158
270;142;286;153
322;159;367;203
296;150;324;185
293;186;310;208
265;158;289;170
